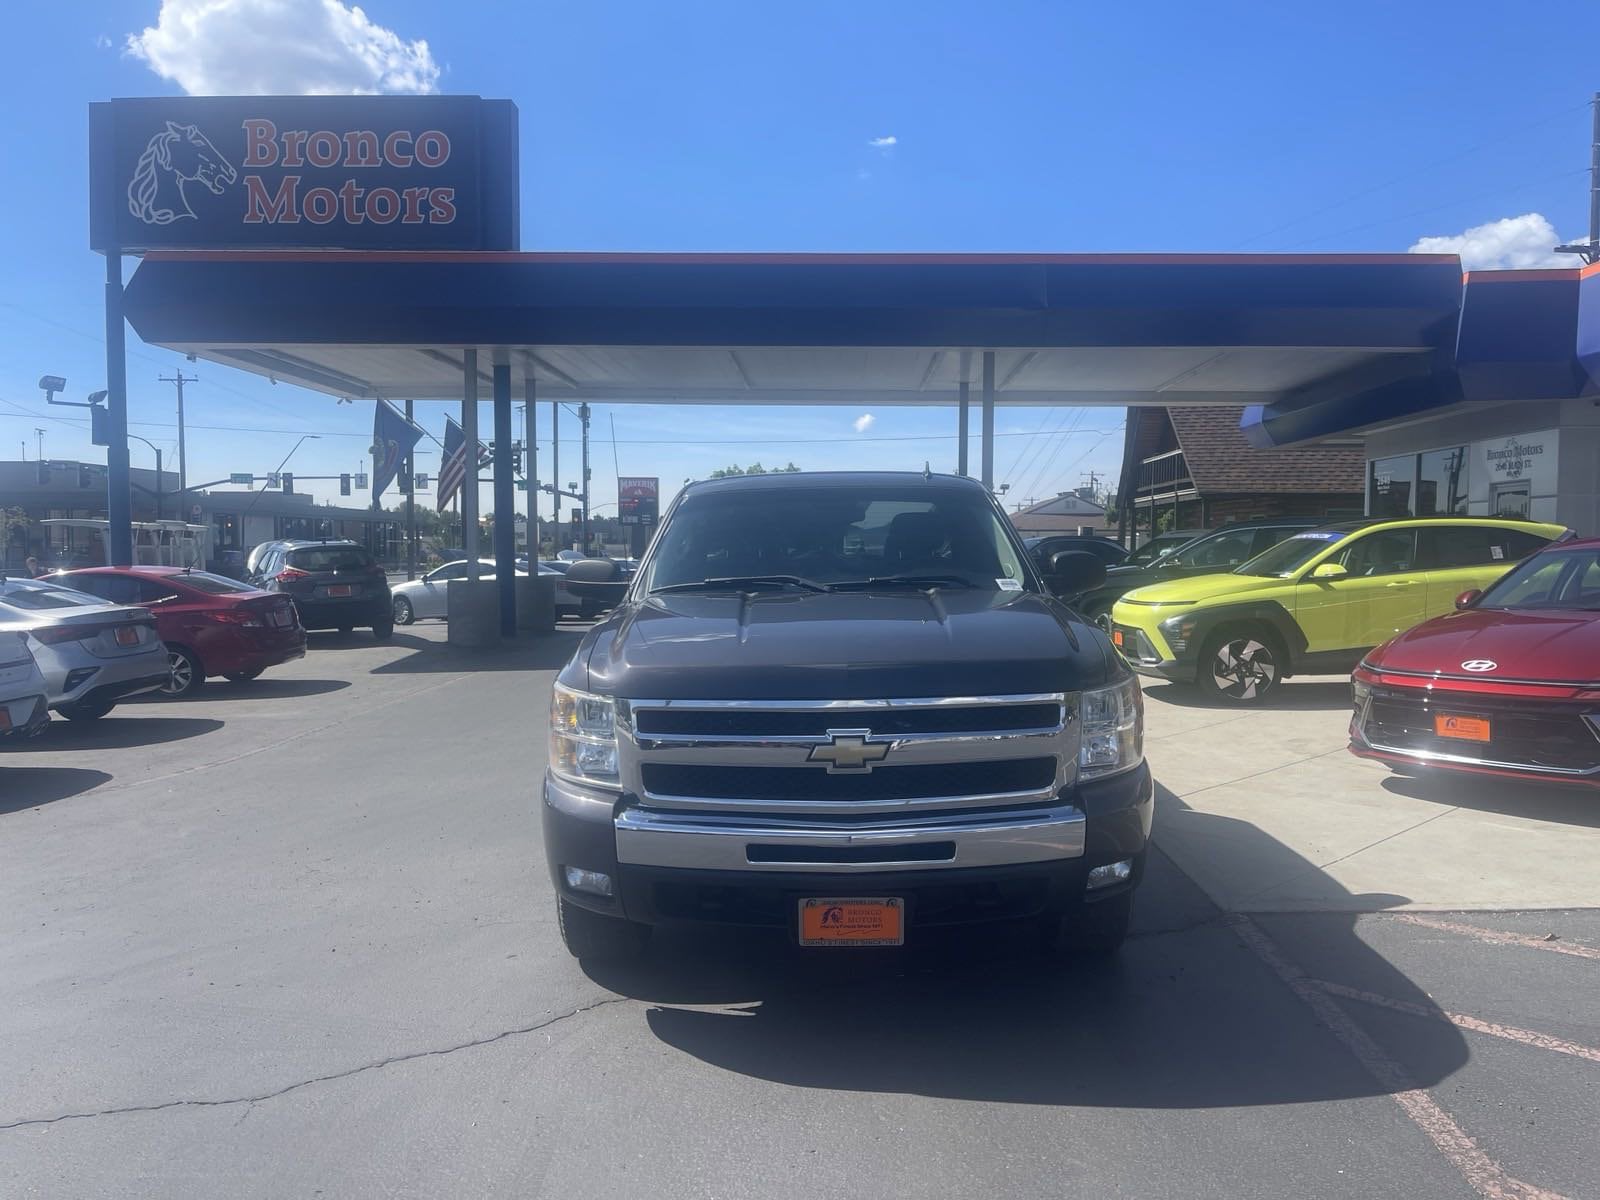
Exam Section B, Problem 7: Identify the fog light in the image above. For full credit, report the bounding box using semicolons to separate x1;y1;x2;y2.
1087;859;1133;891
563;866;614;897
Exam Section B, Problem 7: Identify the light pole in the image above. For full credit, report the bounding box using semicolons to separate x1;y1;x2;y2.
127;435;164;521
242;435;321;524
34;429;45;461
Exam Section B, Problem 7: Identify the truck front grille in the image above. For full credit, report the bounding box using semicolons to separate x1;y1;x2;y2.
620;694;1073;815
641;758;1057;804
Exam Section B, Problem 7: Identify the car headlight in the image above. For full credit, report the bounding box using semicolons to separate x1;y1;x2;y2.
1159;615;1199;654
551;682;620;789
1078;675;1144;779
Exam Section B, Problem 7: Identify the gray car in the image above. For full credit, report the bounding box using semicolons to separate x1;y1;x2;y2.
0;628;50;739
0;577;169;721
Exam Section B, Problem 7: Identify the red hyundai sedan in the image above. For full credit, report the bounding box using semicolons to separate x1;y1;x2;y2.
59;566;305;697
1350;536;1600;785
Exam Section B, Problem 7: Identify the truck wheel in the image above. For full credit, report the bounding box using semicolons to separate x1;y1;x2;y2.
557;897;650;962
1061;891;1133;957
1196;626;1285;705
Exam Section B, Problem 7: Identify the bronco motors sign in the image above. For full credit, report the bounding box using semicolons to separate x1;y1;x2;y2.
89;96;518;252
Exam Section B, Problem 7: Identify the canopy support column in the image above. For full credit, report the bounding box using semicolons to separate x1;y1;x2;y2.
104;252;133;567
981;350;996;491
525;370;539;560
404;398;416;581
957;350;971;477
462;350;480;579
493;358;516;637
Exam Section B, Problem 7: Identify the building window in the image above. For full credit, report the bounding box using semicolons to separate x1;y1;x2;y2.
1416;447;1468;516
1368;455;1415;517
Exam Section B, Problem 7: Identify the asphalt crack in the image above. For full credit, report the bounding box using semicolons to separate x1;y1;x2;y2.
0;994;630;1132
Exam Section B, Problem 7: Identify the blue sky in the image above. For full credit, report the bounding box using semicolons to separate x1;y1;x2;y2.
1;0;1596;519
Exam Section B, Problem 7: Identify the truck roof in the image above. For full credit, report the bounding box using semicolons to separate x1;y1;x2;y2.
685;470;990;495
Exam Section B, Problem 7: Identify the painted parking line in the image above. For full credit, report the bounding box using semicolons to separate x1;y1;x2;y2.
1232;916;1567;1200
1391;914;1600;961
1314;981;1600;1065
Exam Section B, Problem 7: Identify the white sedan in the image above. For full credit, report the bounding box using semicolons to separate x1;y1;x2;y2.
391;560;524;624
0;628;50;740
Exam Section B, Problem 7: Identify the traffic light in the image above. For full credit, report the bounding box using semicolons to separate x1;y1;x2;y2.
90;405;109;447
281;472;294;494
397;470;411;493
510;443;522;474
571;507;582;525
340;473;351;496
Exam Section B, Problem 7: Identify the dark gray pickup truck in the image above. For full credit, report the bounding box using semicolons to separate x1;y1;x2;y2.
543;471;1152;961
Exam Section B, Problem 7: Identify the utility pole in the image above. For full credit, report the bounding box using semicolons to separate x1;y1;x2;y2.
551;397;560;550
1555;92;1600;264
1080;469;1104;501
158;370;196;493
34;428;44;461
579;403;592;555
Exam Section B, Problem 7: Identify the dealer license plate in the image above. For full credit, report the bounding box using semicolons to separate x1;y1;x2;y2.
798;897;904;947
1111;629;1124;647
327;584;353;598
114;626;140;647
1435;714;1491;743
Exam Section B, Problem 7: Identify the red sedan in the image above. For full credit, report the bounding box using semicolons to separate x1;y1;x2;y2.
59;566;305;697
1350;536;1600;785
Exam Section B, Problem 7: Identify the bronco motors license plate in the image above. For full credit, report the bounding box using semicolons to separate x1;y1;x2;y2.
327;584;353;598
115;626;140;647
1436;714;1491;742
798;898;904;947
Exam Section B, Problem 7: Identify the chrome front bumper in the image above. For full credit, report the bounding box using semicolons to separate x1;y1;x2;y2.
614;803;1087;873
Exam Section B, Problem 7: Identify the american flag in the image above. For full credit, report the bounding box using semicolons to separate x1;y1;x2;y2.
436;416;491;509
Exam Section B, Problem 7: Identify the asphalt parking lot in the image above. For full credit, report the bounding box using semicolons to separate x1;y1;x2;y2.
2;628;1596;1199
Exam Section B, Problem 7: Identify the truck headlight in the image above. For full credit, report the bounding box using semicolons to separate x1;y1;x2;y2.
1078;675;1144;779
551;683;620;789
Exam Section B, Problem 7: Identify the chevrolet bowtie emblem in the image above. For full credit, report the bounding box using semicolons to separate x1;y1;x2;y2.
807;730;891;773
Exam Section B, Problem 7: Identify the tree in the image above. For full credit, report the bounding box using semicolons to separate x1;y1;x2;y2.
708;462;801;478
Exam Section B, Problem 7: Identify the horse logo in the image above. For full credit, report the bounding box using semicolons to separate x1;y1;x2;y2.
127;121;237;225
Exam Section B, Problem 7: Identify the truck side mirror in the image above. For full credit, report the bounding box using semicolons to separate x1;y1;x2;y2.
1044;550;1107;597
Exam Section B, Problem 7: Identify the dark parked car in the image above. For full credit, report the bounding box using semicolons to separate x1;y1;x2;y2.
61;566;305;697
247;540;393;639
1123;528;1207;568
1022;535;1127;573
1064;518;1326;629
1351;535;1600;785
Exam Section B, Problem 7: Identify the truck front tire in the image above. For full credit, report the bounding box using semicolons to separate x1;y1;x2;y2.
557;897;650;962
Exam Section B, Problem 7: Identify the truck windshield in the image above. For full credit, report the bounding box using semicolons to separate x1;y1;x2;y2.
643;486;1031;593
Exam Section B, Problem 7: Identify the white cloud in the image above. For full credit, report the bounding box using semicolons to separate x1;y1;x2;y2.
126;0;440;96
867;135;897;149
1408;213;1572;270
94;33;113;49
853;413;875;433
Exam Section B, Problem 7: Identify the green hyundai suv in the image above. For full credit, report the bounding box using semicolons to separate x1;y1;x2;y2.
1110;517;1568;704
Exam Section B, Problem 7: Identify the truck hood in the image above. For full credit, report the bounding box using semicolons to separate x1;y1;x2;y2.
1117;572;1284;607
1368;607;1600;683
581;589;1112;699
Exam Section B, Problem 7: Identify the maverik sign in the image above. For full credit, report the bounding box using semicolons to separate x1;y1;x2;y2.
90;95;518;252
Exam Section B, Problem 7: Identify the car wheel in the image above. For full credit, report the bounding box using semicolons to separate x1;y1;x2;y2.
223;668;263;683
372;617;395;641
58;699;115;722
1060;891;1133;957
161;646;204;698
1196;627;1285;705
392;596;414;626
557;897;650;962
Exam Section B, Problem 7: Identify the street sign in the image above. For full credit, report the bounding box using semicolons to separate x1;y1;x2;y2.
267;471;281;488
414;473;430;491
355;472;369;490
618;476;660;527
229;472;253;485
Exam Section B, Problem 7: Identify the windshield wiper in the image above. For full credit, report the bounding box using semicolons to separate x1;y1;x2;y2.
830;574;979;591
651;575;833;594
